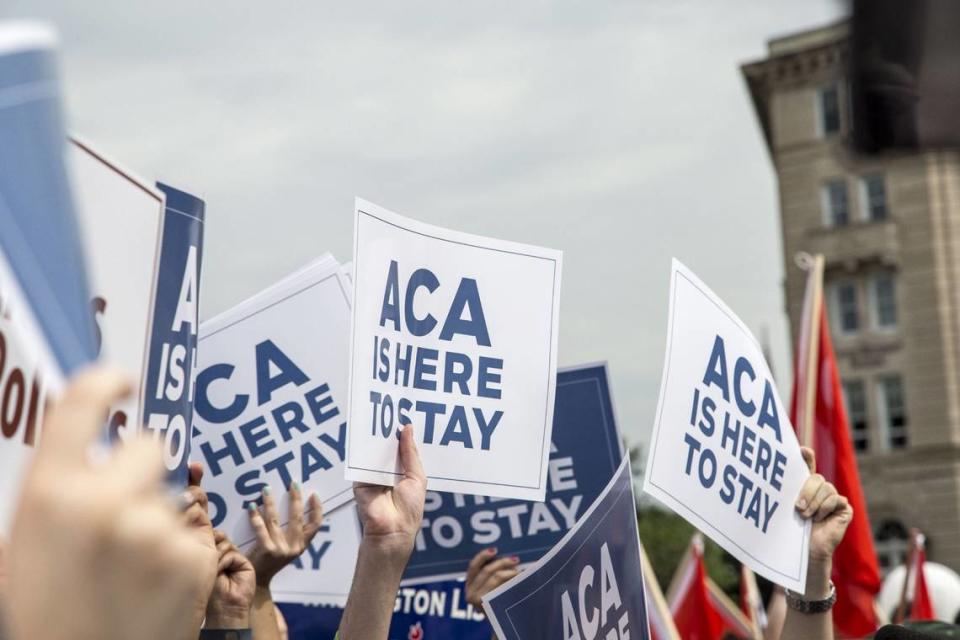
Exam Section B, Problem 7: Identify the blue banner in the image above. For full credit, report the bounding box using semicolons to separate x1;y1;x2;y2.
483;457;648;640
404;364;622;583
143;183;204;482
279;580;492;640
0;25;97;376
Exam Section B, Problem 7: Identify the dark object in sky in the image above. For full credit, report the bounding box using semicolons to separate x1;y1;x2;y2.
850;0;960;153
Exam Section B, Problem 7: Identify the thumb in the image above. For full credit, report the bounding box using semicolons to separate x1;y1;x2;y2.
398;424;426;485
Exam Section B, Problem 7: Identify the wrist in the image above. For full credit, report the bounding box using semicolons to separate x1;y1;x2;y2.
360;533;415;566
803;558;832;600
205;604;250;629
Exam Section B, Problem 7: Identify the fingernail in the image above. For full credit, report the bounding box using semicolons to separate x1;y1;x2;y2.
511;556;520;563
246;502;257;512
796;499;807;510
291;481;300;492
398;424;405;433
488;547;497;555
263;486;272;496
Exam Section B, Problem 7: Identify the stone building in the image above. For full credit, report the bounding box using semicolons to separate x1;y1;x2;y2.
743;21;960;574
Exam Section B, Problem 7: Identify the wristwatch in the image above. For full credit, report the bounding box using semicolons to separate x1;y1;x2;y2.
785;582;837;614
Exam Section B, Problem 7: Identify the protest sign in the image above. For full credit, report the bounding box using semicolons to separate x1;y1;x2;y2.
643;259;810;592
272;506;362;606
0;23;98;382
141;183;205;480
192;259;354;548
403;363;622;584
483;456;648;640
346;199;563;501
69;138;164;440
278;579;492;640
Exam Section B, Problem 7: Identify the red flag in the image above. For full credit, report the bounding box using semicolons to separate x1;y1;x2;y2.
669;538;725;640
910;534;936;621
790;256;881;637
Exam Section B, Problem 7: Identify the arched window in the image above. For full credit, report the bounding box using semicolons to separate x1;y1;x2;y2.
875;519;910;575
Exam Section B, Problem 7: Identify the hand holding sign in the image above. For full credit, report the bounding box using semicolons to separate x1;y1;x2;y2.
354;424;427;557
465;548;520;607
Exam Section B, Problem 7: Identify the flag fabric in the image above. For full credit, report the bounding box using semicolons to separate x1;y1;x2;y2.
790;255;882;638
641;543;680;640
667;535;754;640
910;534;935;622
740;565;766;639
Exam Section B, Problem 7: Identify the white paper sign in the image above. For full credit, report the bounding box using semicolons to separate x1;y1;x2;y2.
643;260;810;592
192;259;354;549
346;199;562;501
70;138;164;437
271;506;362;606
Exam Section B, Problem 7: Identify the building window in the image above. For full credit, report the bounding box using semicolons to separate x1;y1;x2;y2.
875;520;909;576
818;85;841;137
831;281;859;334
823;179;850;227
877;375;908;450
871;274;898;329
843;380;869;452
861;174;888;221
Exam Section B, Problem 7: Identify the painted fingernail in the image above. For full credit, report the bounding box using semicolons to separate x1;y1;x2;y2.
488;547;497;555
291;481;300;492
511;556;520;563
796;498;807;510
246;502;257;512
263;486;272;496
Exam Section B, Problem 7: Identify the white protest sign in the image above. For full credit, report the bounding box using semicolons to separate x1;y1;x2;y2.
271;506;362;606
643;259;810;592
346;199;562;501
193;260;354;549
69;138;164;438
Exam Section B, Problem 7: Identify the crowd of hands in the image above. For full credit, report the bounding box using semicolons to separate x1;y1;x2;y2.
0;366;853;640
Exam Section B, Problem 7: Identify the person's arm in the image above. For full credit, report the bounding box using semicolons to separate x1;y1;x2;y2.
780;447;853;640
338;424;427;638
245;483;324;640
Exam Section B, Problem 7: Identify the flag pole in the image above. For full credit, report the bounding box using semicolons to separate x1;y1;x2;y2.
797;253;825;449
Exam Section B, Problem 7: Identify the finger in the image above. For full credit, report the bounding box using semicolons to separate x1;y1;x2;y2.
467;547;498;584
181;485;209;513
261;486;282;541
107;437;165;496
804;482;837;519
36;366;131;466
247;502;275;551
814;494;844;522
795;473;825;513
286;481;304;547
188;462;204;487
800;447;816;474
477;567;520;597
398;423;426;484
303;494;324;541
213;530;227;545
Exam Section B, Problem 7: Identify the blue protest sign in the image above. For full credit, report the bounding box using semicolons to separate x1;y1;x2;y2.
483;456;648;640
279;580;492;640
403;363;622;584
142;183;204;482
0;23;97;379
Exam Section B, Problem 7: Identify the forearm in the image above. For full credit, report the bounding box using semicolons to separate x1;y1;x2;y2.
780;560;834;640
338;539;409;639
250;587;281;640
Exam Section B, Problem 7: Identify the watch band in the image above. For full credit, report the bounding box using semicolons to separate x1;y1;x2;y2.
785;582;837;614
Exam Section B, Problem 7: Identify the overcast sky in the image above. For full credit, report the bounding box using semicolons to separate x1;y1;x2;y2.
4;0;846;450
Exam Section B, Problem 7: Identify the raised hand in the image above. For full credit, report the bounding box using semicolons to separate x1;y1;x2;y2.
353;423;427;556
6;366;217;640
207;530;257;629
246;483;324;586
796;447;853;566
465;548;520;607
